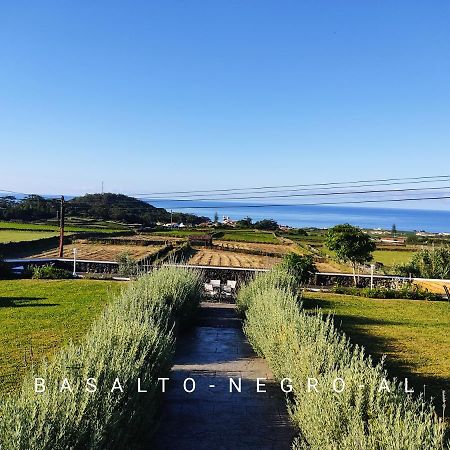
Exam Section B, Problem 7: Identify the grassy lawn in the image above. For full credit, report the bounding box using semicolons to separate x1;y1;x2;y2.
303;291;450;403
0;230;59;243
372;249;416;266
220;230;280;244
0;279;122;393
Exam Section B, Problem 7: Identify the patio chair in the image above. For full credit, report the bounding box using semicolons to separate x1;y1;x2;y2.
204;283;215;297
226;280;237;290
210;280;221;288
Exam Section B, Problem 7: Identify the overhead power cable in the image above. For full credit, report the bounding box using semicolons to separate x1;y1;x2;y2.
131;185;450;202
154;194;450;209
130;174;450;196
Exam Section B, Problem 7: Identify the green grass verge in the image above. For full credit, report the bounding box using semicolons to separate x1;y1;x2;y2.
219;230;280;244
303;291;450;400
0;279;122;393
372;249;416;266
0;230;59;243
0;221;126;233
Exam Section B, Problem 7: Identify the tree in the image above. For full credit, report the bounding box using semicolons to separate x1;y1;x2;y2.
214;211;219;223
254;219;278;231
281;253;317;285
236;217;252;228
392;224;397;237
325;224;376;285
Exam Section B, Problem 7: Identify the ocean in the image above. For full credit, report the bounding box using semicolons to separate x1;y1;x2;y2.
147;200;450;233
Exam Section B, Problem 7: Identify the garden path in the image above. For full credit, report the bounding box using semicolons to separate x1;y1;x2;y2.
150;301;296;449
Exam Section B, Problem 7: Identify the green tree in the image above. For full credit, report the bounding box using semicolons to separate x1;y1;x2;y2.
254;219;278;231
281;253;317;285
392;224;397;237
325;224;376;285
213;211;219;223
236;216;252;228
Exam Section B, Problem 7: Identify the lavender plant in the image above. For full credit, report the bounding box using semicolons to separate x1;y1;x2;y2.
237;268;448;449
0;266;202;449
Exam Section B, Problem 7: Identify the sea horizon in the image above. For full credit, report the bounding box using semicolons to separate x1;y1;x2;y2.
146;200;450;233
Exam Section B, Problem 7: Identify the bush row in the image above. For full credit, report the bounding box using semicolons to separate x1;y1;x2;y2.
0;266;202;449
332;284;444;301
237;267;448;449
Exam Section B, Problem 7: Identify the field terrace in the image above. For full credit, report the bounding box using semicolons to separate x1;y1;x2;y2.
27;240;166;261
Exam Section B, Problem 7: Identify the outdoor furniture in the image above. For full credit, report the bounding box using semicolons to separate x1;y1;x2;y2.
210;280;221;288
226;280;237;290
204;283;215;298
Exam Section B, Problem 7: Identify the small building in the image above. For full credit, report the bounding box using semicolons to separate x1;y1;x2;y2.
188;234;213;247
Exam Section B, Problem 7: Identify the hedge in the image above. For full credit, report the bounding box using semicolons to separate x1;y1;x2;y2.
0;266;202;449
237;267;448;449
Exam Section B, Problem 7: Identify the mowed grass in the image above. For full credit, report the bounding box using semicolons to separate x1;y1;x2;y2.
0;279;122;393
220;230;280;244
303;292;450;401
372;249;416;266
0;230;59;243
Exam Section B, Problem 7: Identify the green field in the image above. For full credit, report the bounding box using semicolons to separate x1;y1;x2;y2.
0;279;122;393
220;230;280;244
303;292;450;402
0;230;59;243
372;249;416;266
0;221;126;233
154;229;210;237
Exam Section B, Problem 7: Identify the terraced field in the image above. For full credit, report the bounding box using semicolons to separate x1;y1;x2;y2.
28;242;165;261
188;248;280;268
213;240;299;255
0;230;59;243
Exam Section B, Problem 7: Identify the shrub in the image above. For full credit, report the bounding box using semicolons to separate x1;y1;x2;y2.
281;253;317;285
0;266;202;449
117;252;138;277
394;247;450;279
332;284;443;301
31;264;73;279
237;268;448;449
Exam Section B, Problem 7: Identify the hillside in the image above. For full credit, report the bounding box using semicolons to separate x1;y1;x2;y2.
0;193;209;226
68;193;209;226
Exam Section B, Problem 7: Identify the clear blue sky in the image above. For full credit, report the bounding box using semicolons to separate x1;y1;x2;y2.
1;1;450;205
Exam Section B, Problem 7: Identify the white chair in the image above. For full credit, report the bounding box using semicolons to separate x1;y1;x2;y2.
226;280;237;290
210;279;221;288
204;283;214;297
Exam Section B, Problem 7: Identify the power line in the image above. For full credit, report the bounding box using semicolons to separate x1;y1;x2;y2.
130;174;450;196
152;194;450;209
134;177;450;199
129;185;450;203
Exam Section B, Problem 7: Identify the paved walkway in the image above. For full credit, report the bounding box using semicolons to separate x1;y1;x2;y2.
151;302;295;450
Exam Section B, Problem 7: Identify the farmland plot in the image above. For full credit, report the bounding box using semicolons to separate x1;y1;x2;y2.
213;240;300;255
28;242;165;261
188;248;280;268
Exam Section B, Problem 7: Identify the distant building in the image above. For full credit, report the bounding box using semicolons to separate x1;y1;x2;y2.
222;215;236;226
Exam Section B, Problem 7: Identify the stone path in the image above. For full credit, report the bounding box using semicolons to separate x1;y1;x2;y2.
151;302;296;449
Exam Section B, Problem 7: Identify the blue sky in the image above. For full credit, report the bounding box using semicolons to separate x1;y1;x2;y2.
1;1;450;207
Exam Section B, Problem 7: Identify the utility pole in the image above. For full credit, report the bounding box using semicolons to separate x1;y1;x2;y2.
170;209;173;226
101;181;104;194
58;196;65;258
